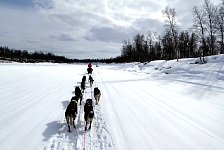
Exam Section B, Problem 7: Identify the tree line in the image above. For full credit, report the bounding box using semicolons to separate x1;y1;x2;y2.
121;0;224;63
0;46;123;63
0;46;74;63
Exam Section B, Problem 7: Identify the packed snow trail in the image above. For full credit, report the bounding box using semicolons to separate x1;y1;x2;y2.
94;64;224;150
83;72;114;150
39;68;114;150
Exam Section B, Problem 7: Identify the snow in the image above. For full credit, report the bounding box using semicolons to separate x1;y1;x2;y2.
0;55;224;150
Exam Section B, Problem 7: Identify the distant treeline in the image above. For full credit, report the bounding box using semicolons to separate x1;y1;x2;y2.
0;46;123;63
121;0;224;63
0;46;72;63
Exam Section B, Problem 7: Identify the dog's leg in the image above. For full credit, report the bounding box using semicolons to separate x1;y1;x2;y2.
89;118;93;129
97;94;101;105
73;116;77;132
84;114;87;131
80;94;82;105
89;122;91;129
95;95;100;105
68;125;71;132
67;118;71;132
66;116;71;132
69;117;73;132
95;95;98;105
85;120;88;131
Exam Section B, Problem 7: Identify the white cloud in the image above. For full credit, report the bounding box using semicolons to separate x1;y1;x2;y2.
0;0;221;59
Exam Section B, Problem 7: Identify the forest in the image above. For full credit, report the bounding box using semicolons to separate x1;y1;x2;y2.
121;0;224;63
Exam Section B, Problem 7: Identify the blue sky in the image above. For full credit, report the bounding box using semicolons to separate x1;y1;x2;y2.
0;0;34;8
0;0;221;59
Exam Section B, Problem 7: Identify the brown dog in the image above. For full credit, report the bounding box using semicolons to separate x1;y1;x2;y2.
94;87;101;105
65;100;77;132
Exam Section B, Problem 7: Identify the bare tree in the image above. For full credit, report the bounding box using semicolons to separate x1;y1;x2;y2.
178;31;190;58
154;40;162;60
203;0;218;55
188;32;198;57
162;7;179;61
161;30;175;60
193;6;208;63
147;31;159;61
215;0;224;54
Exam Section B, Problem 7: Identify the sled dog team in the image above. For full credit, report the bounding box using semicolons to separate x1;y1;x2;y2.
65;65;101;132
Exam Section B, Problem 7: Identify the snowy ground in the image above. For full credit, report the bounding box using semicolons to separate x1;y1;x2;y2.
0;55;224;150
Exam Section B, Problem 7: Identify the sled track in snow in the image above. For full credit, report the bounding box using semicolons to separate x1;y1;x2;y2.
40;71;114;150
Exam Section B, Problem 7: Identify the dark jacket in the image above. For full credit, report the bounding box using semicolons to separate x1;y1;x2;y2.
88;63;92;68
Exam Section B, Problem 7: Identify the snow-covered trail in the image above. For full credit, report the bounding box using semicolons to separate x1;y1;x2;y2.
0;63;114;150
0;60;224;150
95;65;224;150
